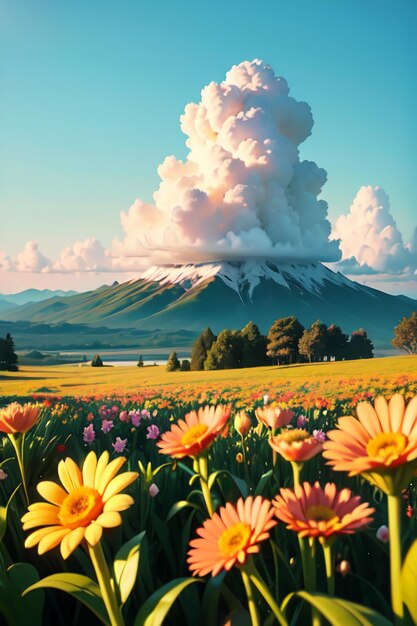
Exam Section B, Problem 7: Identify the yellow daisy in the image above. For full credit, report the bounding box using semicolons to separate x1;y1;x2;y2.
22;451;138;559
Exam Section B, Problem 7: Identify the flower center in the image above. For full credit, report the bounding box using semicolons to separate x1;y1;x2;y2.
218;522;251;557
281;429;310;444
181;423;209;447
366;432;407;461
306;504;338;522
58;486;103;529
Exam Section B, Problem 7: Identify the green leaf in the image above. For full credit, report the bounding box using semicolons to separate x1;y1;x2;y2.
201;571;227;626
166;500;204;522
0;483;21;542
208;470;248;498
401;538;417;625
113;531;145;606
23;573;110;626
282;591;393;625
0;563;44;626
254;469;273;497
134;577;202;626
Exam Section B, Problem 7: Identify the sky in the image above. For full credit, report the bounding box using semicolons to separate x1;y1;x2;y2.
0;0;416;297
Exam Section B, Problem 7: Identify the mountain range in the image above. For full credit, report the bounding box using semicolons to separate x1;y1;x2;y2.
2;262;416;349
0;288;77;313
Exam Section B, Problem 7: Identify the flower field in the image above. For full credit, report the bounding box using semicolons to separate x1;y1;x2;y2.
1;356;417;625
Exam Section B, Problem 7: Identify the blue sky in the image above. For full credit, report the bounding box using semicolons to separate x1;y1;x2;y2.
0;0;416;294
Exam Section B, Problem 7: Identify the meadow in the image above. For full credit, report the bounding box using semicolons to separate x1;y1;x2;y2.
0;355;417;626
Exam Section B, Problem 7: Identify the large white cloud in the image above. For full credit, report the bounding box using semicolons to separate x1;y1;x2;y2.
332;186;417;275
52;237;116;273
15;241;51;272
114;59;340;264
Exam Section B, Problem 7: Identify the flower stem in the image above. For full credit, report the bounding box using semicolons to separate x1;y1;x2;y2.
321;541;335;596
8;434;29;506
241;568;261;626
244;559;288;626
197;455;214;516
387;494;404;624
88;541;124;626
291;462;303;488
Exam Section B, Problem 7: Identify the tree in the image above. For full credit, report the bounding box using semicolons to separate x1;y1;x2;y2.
204;330;243;370
347;329;374;359
267;316;304;364
0;333;18;371
166;351;181;372
325;324;349;360
392;312;417;354
241;321;268;367
137;355;144;367
180;359;191;371
91;354;103;367
298;320;328;363
191;328;216;371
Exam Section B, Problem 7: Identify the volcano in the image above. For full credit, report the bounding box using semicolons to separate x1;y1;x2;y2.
3;262;416;349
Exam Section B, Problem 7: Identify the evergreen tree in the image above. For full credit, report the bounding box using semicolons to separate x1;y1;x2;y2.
137;355;144;367
298;320;328;363
392;312;417;354
204;330;243;370
267;316;304;364
91;354;103;367
347;329;374;359
241;321;268;367
166;351;181;371
190;327;216;370
325;324;349;360
180;359;191;371
0;333;18;371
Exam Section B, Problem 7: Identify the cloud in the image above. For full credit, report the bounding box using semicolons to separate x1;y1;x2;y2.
15;241;51;272
331;186;417;275
0;252;14;271
52;237;116;273
114;58;340;265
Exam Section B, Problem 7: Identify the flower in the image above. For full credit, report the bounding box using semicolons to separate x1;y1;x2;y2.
112;437;127;454
336;560;351;577
0;468;7;480
297;415;308;428
146;425;160;440
236;452;244;463
83;424;95;444
119;410;129;423
255;406;294;431
323;394;417;494
130;410;142;427
21;451;138;559
149;483;159;497
101;419;114;434
234;411;252;438
187;496;277;577
56;444;66;454
376;525;389;543
157;405;231;459
269;429;323;463
313;429;326;443
0;402;40;434
273;482;374;541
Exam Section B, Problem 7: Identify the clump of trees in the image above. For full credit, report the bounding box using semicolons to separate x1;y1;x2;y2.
392;312;417;354
91;354;103;367
166;352;191;372
0;333;18;371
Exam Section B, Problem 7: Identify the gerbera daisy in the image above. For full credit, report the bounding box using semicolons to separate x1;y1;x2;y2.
157;404;231;459
22;451;138;559
269;429;323;462
0;402;40;434
273;481;374;541
322;393;417;493
187;496;277;577
255;406;294;431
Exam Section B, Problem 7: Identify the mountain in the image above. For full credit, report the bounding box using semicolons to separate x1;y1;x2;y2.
2;261;416;348
0;288;78;307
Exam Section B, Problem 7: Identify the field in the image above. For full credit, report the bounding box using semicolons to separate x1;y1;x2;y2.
1;355;417;626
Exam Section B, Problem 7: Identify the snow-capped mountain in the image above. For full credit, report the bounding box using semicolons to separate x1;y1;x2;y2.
3;261;415;348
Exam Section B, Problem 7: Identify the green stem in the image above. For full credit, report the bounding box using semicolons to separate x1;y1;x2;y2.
291;462;303;488
387;494;404;624
8;434;29;506
88;541;124;626
240;434;247;466
197;455;214;516
298;536;320;626
244;559;288;626
321;541;335;596
241;568;261;626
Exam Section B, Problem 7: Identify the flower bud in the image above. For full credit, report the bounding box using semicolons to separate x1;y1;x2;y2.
234;411;252;438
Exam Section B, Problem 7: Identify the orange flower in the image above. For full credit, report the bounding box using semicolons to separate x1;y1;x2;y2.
269;429;323;462
157;404;231;459
0;402;40;434
187;496;277;576
273;482;374;540
234;411;252;438
255;406;294;431
323;393;417;494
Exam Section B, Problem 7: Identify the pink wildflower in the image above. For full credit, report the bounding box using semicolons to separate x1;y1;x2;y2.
101;419;114;433
313;429;326;443
376;525;389;543
146;424;160;440
112;437;127;454
297;415;308;428
83;424;95;444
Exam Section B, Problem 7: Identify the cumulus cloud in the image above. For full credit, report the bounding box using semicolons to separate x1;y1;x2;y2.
15;241;51;272
114;58;340;264
52;237;116;273
332;186;417;275
0;252;14;271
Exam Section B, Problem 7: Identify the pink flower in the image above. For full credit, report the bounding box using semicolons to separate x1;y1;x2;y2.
297;415;308;428
146;425;160;440
129;410;141;427
0;469;7;480
101;419;114;433
152;409;158;417
149;483;159;497
313;429;326;443
376;525;389;543
141;409;151;420
83;424;95;444
119;410;129;423
112;437;127;454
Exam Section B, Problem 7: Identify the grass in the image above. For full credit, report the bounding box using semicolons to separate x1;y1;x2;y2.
0;354;416;397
